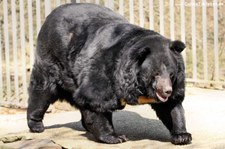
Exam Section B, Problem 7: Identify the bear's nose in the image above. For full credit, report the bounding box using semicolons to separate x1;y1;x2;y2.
163;87;172;96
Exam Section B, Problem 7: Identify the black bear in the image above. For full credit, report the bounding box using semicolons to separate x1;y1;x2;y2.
27;3;192;145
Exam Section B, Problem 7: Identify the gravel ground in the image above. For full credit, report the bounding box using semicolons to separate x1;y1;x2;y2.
0;87;225;149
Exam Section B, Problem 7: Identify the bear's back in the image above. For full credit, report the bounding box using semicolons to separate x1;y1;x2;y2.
35;3;128;65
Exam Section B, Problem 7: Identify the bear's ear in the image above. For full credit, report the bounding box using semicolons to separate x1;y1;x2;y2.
134;47;151;65
170;40;186;53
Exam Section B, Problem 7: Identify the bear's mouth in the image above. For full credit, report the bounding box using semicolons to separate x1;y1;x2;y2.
156;91;169;102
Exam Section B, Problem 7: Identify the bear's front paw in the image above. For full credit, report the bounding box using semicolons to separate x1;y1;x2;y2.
98;134;128;144
28;119;45;133
171;133;192;145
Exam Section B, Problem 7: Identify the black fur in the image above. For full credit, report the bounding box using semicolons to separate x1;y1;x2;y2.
27;3;191;145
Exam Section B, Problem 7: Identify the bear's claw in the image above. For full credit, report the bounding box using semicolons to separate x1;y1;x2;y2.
171;132;192;145
98;134;128;144
28;119;45;133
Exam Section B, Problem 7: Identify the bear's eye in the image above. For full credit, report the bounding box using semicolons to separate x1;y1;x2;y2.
155;72;160;76
170;73;174;78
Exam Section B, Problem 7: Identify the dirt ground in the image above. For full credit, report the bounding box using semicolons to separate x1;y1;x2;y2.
1;87;225;149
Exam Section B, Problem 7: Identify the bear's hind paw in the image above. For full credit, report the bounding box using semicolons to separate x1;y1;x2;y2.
98;134;128;144
28;120;45;133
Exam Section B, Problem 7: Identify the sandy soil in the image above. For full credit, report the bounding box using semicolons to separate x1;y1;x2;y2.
1;87;225;149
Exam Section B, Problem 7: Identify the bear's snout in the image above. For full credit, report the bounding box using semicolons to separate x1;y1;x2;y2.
163;86;173;97
154;75;173;102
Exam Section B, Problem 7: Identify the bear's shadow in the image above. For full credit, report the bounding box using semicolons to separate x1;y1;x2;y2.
46;110;171;142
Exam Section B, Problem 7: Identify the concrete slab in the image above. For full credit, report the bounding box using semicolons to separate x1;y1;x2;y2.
0;87;225;148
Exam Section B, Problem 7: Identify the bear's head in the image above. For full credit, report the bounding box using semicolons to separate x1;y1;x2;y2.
137;36;185;103
120;34;186;104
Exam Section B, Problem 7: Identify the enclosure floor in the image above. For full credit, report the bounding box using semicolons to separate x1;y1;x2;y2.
1;87;225;149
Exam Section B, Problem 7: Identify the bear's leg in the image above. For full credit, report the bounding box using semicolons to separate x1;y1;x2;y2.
27;88;56;133
27;69;58;133
151;103;192;145
81;114;88;131
80;109;127;144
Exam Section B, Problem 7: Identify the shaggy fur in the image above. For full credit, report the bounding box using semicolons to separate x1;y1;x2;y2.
27;3;192;145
